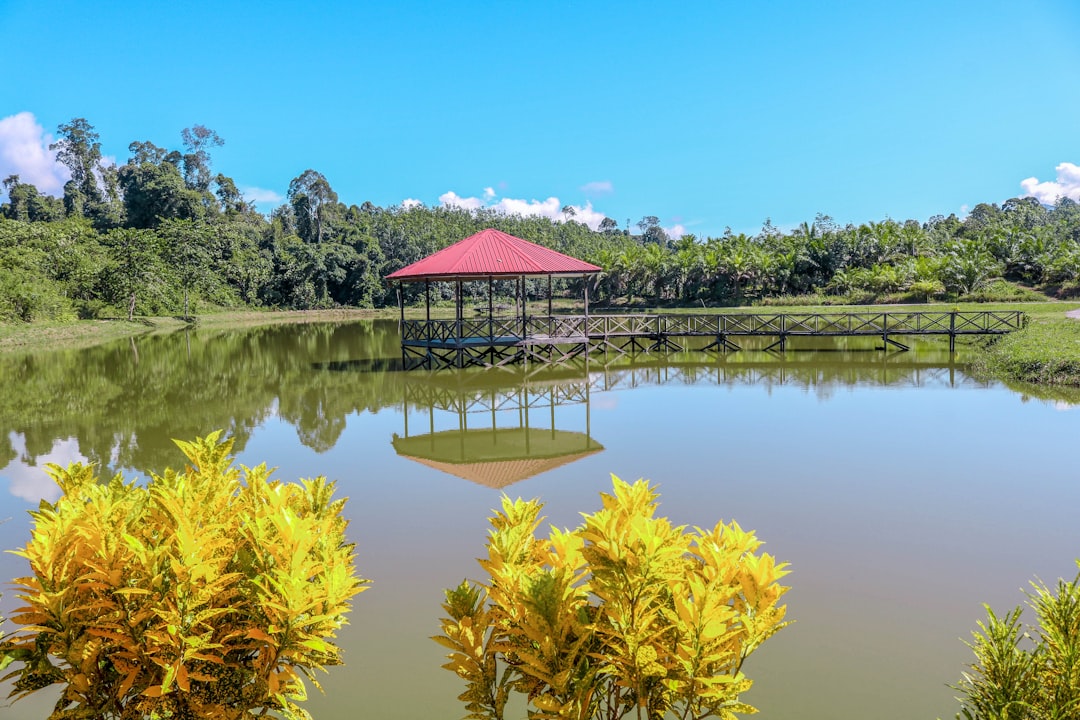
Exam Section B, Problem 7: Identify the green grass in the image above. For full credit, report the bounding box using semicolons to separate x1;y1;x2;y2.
973;312;1080;386
0;308;379;355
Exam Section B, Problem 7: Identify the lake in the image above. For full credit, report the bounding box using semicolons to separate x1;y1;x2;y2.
2;319;1078;720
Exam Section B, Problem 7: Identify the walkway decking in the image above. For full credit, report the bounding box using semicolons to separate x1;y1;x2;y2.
399;310;1026;369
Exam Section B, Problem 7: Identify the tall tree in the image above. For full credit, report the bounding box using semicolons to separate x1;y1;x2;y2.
214;173;247;215
50;118;103;206
51;118;123;227
102;228;165;320
288;169;338;244
2;175;63;222
118;151;203;228
637;215;668;245
158;218;211;317
180;125;224;192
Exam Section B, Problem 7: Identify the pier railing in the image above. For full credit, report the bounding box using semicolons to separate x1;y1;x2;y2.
402;310;1025;344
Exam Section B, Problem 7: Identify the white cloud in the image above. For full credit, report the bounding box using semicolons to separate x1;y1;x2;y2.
562;201;609;229
663;223;687;239
439;190;486;211
401;198;423;209
0;111;69;197
581;180;613;195
493;195;563;219
242;186;284;204
435;189;614;231
2;433;87;504
1020;162;1080;205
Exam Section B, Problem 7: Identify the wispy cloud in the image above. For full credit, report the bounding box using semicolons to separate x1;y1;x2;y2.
242;186;284;204
1020;162;1080;205
435;188;613;231
581;180;613;195
0;111;69;197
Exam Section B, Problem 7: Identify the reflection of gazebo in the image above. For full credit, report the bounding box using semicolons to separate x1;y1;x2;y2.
387;228;601;369
392;370;603;488
392;428;602;489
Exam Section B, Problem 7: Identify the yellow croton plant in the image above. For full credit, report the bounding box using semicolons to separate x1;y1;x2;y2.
0;432;367;720
435;476;791;720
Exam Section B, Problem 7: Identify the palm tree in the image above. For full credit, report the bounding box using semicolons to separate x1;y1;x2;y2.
939;240;1003;296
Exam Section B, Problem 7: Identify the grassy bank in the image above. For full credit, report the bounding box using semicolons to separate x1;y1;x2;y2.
972;310;1080;386
0;308;382;355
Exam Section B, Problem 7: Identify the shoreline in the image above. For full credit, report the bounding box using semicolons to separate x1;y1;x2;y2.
4;304;1080;387
0;309;385;355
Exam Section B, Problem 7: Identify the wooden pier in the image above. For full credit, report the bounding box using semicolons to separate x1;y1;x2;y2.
399;310;1026;370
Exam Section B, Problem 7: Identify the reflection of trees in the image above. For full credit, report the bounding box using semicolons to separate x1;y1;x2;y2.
0;432;15;469
1;319;1055;480
0;320;403;476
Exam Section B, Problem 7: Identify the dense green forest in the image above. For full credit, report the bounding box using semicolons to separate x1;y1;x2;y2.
3;118;1080;323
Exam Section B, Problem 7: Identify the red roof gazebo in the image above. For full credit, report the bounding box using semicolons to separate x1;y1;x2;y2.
387;228;601;282
387;229;601;369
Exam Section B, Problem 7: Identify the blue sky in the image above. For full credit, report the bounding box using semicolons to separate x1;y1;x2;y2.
1;0;1079;238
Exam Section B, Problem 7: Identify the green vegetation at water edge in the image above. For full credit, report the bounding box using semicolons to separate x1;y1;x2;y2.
5;118;1080;324
0;308;380;355
973;312;1080;386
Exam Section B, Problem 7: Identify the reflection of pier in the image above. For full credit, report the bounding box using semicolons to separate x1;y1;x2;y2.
391;351;985;485
400;311;1026;369
394;375;602;488
590;358;987;391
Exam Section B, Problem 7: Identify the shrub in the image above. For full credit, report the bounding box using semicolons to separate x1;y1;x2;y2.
952;561;1080;720
958;279;1046;303
0;432;367;720
435;476;790;720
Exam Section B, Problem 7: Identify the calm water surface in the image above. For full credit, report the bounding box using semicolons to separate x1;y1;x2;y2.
1;320;1078;720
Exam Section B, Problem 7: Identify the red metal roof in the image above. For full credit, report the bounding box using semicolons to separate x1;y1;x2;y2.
386;228;601;281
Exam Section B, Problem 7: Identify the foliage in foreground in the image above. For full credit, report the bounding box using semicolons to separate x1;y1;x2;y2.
0;431;367;720
952;561;1080;720
435;477;791;720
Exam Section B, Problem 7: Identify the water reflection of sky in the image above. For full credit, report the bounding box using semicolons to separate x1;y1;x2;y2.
1;433;84;504
2;335;1079;720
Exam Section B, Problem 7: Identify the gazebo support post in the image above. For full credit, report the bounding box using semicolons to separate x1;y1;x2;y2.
548;275;553;317
488;277;494;341
584;275;590;319
583;275;591;347
455;280;463;368
397;283;404;329
397;283;405;367
519;275;527;343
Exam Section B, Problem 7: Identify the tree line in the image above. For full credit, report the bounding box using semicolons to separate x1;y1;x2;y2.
3;117;1080;322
